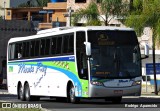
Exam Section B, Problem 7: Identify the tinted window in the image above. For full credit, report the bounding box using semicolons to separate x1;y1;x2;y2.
35;40;40;56
23;42;30;58
40;39;45;56
56;37;62;54
88;30;138;46
51;37;57;55
30;41;35;57
45;38;51;55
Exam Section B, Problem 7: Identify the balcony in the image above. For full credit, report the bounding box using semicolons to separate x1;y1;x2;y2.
38;23;52;29
43;2;67;10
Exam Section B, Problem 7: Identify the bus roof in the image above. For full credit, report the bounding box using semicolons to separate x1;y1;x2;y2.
8;26;134;43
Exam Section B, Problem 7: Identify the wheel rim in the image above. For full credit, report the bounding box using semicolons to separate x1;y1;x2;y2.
19;86;23;99
25;86;29;99
70;87;75;102
25;85;30;100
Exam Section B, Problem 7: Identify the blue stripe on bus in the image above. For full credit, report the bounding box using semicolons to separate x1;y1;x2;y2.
8;56;75;63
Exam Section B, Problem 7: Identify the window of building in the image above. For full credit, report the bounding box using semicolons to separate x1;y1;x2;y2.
7;11;10;16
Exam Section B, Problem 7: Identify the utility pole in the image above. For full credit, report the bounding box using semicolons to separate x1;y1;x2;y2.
152;30;158;95
63;7;74;27
3;0;6;20
68;7;72;26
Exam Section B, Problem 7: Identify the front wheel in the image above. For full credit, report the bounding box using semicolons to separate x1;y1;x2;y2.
68;84;80;103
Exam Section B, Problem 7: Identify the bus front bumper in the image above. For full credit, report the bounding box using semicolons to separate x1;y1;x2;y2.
89;84;141;97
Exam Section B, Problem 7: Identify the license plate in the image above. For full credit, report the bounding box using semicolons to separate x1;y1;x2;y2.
114;90;123;94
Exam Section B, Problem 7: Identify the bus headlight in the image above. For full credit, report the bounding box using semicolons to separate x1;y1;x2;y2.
91;81;103;86
132;80;141;86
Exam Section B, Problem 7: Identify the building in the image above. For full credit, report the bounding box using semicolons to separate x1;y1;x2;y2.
0;0;30;18
5;2;67;29
0;20;36;87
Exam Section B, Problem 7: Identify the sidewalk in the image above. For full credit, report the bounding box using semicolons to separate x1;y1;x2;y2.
141;84;160;98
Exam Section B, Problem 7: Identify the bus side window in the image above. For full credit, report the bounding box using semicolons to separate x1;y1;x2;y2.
30;41;35;57
56;37;62;54
35;40;40;56
63;35;69;54
68;35;74;53
8;44;15;60
63;34;74;54
40;39;45;56
51;37;57;55
15;43;22;59
45;38;51;55
22;42;29;58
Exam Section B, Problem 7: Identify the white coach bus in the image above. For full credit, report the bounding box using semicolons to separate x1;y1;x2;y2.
7;26;148;103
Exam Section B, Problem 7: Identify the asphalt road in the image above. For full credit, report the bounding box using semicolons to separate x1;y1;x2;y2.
0;94;160;111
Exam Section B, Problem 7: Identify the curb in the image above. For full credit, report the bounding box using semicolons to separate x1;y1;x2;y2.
140;95;160;98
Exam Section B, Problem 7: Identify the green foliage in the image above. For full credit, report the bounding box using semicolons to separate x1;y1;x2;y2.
101;0;129;25
18;3;35;7
125;0;160;47
73;0;129;26
73;2;101;26
36;0;50;7
18;0;50;7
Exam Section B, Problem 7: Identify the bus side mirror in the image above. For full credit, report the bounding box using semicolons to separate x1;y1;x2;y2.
141;43;149;59
84;42;91;56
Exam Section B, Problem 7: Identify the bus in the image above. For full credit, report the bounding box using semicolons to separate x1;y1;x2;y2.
7;26;148;103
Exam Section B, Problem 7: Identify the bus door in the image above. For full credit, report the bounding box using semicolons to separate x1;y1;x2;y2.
76;31;89;97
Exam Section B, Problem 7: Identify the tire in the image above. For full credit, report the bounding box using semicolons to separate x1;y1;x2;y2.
18;84;25;101
24;83;40;101
68;84;80;104
111;96;122;104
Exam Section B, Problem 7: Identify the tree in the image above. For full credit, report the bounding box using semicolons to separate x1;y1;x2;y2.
125;0;160;95
73;2;101;26
36;0;50;7
101;0;129;26
72;0;129;26
18;0;50;7
18;0;35;7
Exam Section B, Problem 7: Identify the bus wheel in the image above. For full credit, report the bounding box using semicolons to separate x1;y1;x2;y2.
24;83;31;101
24;83;40;101
111;96;122;104
69;84;80;103
18;84;25;101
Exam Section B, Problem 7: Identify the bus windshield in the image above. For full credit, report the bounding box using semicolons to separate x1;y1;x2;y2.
88;30;141;79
